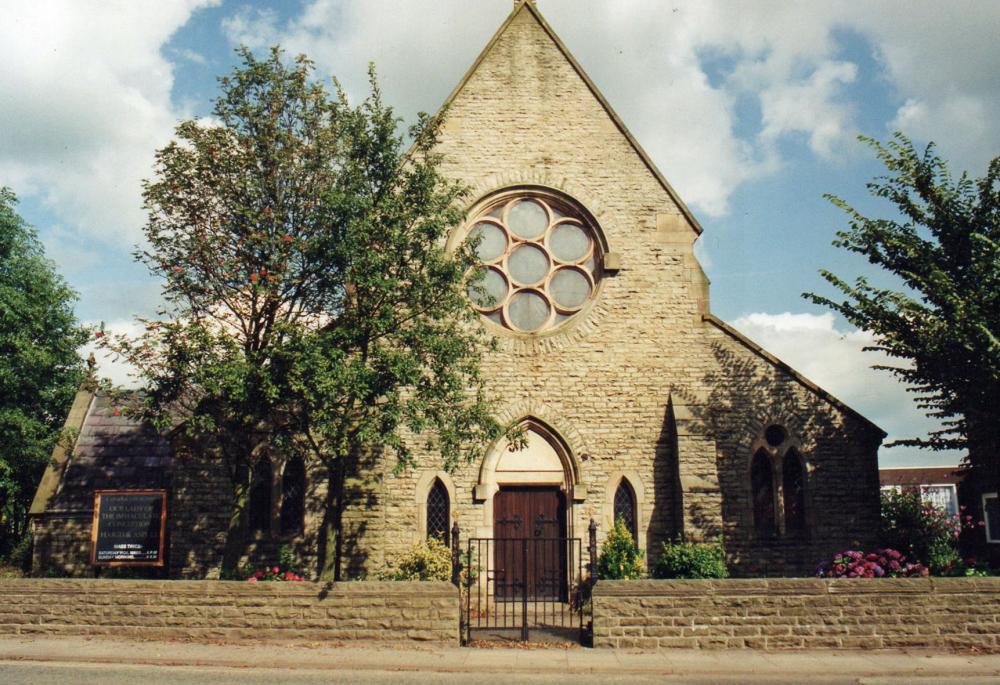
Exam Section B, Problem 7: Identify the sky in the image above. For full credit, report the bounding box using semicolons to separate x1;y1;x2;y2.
2;0;998;467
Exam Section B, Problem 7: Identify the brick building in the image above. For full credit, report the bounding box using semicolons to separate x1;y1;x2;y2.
30;1;884;579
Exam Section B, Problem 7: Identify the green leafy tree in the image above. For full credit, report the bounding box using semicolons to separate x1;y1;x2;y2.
0;188;87;558
110;48;507;578
806;133;1000;492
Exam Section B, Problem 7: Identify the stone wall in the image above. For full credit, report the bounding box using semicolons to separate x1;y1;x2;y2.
0;580;458;644
593;578;1000;651
31;515;93;577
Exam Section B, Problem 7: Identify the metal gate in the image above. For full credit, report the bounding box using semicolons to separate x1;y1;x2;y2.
454;521;597;644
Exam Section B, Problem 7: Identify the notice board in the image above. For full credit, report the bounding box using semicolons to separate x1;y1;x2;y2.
91;490;167;566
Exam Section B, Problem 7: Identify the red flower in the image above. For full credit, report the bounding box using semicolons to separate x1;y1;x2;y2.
250;273;259;282
283;234;293;243
94;331;104;339
111;407;121;417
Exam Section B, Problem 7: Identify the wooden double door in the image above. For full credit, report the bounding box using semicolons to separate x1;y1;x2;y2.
493;486;567;601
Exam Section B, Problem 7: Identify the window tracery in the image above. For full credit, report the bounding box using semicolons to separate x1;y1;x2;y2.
782;450;806;535
248;456;273;533
426;479;450;544
613;478;638;542
751;449;776;537
280;455;306;535
465;193;603;333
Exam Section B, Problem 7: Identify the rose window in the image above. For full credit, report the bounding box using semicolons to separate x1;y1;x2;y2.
465;194;602;333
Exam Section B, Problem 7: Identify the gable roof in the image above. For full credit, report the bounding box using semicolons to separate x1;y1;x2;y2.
30;391;171;514
704;314;887;438
436;0;703;235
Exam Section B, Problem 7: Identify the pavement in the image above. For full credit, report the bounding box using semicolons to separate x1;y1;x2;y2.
0;636;999;684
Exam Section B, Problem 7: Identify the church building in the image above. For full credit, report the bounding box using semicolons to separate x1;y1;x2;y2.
30;1;884;580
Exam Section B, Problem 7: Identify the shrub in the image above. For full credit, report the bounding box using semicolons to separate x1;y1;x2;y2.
232;545;307;582
879;489;982;574
815;548;927;578
378;536;452;581
652;538;728;579
596;517;644;580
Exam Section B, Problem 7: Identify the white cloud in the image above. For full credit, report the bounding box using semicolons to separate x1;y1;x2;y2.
0;0;219;247
81;320;146;390
732;312;962;467
221;1;1000;216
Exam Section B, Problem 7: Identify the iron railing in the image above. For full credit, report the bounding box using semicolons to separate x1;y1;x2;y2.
453;520;598;644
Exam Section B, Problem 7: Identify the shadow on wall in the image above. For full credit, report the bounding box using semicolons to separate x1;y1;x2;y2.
307;446;380;581
649;402;683;563
663;340;881;577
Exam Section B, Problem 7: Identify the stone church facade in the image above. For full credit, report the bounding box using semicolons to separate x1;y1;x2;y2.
30;1;883;579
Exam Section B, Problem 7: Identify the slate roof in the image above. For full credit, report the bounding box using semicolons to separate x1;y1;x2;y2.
879;466;965;488
48;393;171;512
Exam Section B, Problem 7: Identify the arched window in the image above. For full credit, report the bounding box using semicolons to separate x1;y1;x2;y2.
783;450;806;535
613;479;638;543
426;479;450;544
464;191;604;333
751;449;776;537
248;456;273;533
280;455;306;535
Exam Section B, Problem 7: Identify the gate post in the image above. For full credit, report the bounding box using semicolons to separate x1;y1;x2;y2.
451;522;461;587
588;518;598;588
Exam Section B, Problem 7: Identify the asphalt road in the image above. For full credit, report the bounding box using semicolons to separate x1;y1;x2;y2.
2;661;999;685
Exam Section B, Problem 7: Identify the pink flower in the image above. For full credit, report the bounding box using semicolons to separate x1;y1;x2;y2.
246;577;257;583
272;566;280;574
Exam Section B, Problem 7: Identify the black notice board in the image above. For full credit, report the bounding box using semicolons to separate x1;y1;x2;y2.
91;490;167;566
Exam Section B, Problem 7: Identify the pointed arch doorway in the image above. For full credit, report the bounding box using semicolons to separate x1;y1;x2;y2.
490;423;572;602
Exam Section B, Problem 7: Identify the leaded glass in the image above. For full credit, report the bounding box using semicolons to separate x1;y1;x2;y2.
549;222;590;262
508;244;550;285
249;457;273;533
463;193;603;333
427;480;450;544
469;222;506;262
508;290;550;331
550;267;590;309
280;455;306;534
613;480;637;542
467;267;507;309
507;199;548;239
751;450;776;537
782;451;806;535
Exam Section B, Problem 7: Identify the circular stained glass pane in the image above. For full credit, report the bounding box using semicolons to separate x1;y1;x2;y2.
507;200;548;239
508;290;550;332
466;268;507;310
550;222;590;262
550;268;591;309
508;244;550;285
468;222;506;262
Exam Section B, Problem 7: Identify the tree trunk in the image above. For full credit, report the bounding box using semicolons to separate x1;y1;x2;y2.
221;470;251;578
317;459;346;581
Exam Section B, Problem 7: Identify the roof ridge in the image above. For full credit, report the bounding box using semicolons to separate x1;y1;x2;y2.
434;1;703;234
703;313;887;438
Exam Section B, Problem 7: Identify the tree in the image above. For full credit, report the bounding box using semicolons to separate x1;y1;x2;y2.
0;188;87;559
806;133;1000;493
110;48;507;578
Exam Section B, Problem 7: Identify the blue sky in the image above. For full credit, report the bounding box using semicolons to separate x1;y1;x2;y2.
2;1;999;467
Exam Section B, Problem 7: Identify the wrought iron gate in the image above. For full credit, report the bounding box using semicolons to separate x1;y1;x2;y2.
454;521;597;644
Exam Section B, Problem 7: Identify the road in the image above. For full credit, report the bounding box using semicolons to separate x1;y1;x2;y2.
1;661;998;685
